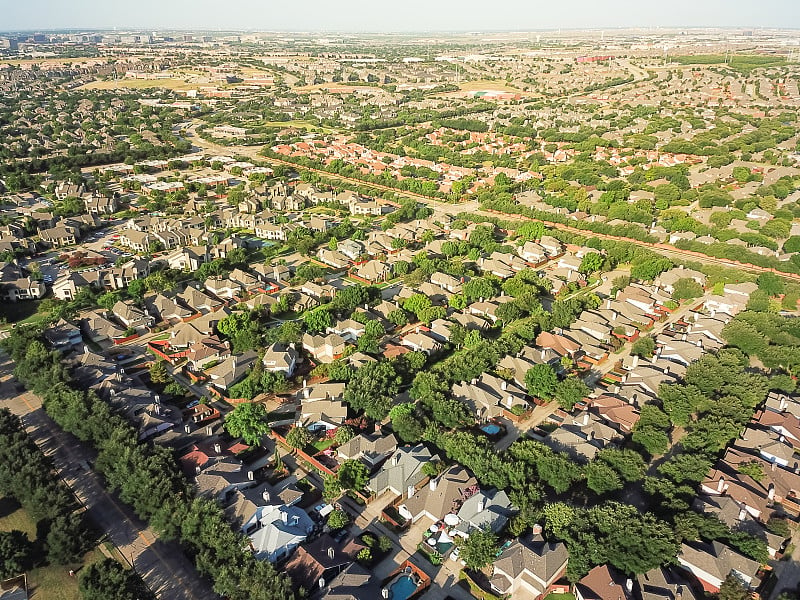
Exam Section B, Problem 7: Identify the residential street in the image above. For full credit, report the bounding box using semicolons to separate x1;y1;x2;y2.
0;352;219;600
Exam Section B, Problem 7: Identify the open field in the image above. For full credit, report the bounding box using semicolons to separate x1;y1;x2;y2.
0;499;104;600
670;54;787;72
78;78;200;91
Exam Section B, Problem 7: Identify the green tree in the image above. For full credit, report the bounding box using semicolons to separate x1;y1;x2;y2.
327;509;349;530
79;558;154;600
303;308;334;333
460;528;498;570
554;378;589;411
334;425;355;445
631;336;656;358
285;427;312;449
46;513;88;565
403;293;432;318
717;573;751;600
224;402;270;446
672;278;704;301
579;252;604;275
586;461;623;495
342;361;401;420
0;530;32;579
149;359;169;384
757;272;785;297
524;363;558;399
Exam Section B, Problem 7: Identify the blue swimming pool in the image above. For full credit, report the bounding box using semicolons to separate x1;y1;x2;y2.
481;424;501;435
389;575;417;600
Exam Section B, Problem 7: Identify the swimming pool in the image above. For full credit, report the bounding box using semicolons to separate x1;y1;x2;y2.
481;423;501;435
389;575;417;600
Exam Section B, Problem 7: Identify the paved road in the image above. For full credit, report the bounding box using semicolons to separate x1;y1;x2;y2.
0;353;219;600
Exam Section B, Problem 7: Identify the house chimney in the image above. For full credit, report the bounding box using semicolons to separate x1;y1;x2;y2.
394;452;402;466
304;387;310;399
184;423;191;433
626;579;633;595
195;465;201;475
407;485;415;499
532;523;543;536
738;506;747;522
501;380;507;391
717;476;725;493
214;443;222;454
780;396;788;412
382;589;390;599
248;470;255;481
328;547;335;560
154;394;160;404
477;500;485;513
206;425;213;436
663;365;670;375
768;483;775;501
429;478;438;491
630;354;639;370
583;412;590;427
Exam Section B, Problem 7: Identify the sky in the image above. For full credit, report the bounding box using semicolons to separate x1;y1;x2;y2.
0;0;797;32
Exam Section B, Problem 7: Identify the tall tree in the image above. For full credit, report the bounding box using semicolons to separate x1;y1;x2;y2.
224;402;270;446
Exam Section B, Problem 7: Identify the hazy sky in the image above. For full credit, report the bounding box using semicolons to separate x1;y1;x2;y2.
0;0;797;32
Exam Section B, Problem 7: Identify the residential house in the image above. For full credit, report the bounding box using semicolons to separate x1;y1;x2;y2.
302;333;346;363
490;534;570;600
207;351;259;394
398;466;478;524
368;444;438;498
205;277;242;300
43;318;83;352
284;534;365;592
637;568;699;600
677;541;760;593
112;300;154;329
337;432;398;471
354;260;390;283
246;503;315;563
296;382;348;432
262;342;299;376
454;488;514;537
452;372;528;421
574;565;631;600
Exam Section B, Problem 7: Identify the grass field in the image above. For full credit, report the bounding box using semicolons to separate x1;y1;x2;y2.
0;299;50;328
671;54;787;73
78;78;199;91
0;498;104;600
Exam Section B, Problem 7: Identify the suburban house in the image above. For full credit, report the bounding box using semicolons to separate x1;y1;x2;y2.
490;534;570;600
296;382;348;432
398;466;478;524
452;372;528;422
246;502;316;563
368;444;438;498
112;300;154;329
677;541;760;592
284;534;366;592
262;342;300;376
207;351;259;394
574;565;631;600
302;333;346;363
337;432;398;471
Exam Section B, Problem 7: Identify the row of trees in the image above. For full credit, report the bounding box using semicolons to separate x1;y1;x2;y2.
1;327;299;600
0;408;90;579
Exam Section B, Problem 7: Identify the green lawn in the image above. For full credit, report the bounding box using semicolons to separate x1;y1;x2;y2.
0;299;51;328
0;497;37;538
0;498;104;600
311;437;337;453
543;593;576;600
